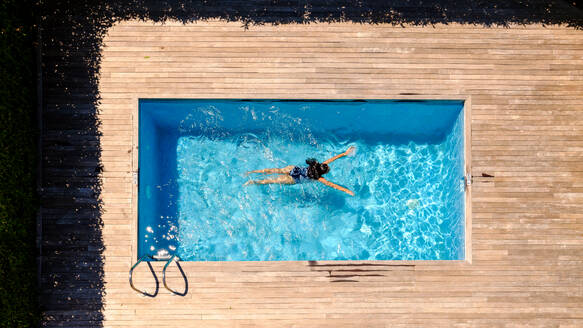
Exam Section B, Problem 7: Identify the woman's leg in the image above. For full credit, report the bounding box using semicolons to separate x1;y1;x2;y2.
246;165;295;175
244;174;295;186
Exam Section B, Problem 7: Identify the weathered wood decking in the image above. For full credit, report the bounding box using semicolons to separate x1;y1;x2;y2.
87;20;583;327
38;12;583;325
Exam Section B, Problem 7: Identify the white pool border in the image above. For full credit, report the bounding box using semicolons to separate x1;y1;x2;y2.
131;95;472;265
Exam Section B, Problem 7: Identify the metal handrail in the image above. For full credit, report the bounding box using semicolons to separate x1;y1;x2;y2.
162;255;188;296
129;255;159;297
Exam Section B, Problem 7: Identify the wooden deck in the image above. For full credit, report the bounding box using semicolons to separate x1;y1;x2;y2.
57;20;583;326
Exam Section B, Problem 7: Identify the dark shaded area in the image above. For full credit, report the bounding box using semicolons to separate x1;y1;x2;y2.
38;0;582;326
0;0;39;327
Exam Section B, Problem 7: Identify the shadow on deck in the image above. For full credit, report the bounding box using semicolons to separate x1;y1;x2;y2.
39;1;582;326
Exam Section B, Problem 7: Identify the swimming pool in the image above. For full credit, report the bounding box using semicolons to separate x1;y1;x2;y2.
138;99;466;261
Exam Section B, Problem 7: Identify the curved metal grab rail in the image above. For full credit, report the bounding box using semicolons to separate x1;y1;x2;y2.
162;255;188;296
129;255;159;297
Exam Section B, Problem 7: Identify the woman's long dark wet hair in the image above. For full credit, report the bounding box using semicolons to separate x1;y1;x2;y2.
306;158;329;180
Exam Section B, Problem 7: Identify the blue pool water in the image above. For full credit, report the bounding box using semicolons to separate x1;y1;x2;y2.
139;99;465;261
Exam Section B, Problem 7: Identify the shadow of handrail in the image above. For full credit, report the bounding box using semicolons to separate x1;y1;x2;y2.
307;260;416;282
162;255;188;296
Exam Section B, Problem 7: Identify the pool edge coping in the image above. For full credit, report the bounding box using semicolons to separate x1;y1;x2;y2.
131;95;472;265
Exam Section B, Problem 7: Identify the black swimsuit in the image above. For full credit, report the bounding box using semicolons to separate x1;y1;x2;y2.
289;166;311;184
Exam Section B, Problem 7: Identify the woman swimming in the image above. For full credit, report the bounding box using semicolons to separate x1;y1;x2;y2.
244;146;355;196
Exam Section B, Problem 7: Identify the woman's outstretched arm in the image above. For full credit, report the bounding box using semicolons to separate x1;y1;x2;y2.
323;146;355;165
318;178;354;196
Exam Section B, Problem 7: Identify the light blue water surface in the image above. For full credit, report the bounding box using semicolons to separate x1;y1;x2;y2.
139;100;465;261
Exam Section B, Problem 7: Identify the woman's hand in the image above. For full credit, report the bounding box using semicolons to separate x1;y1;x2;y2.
345;146;356;156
